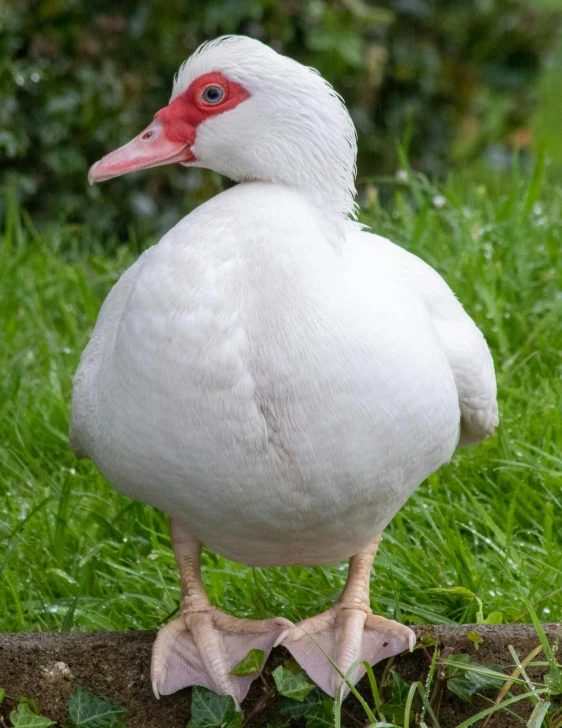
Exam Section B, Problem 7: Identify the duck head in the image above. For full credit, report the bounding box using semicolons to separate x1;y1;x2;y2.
88;36;357;218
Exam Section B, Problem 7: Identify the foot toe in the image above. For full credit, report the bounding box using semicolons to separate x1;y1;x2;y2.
151;611;287;704
283;608;415;700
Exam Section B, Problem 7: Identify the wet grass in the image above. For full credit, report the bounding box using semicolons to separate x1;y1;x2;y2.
1;162;561;635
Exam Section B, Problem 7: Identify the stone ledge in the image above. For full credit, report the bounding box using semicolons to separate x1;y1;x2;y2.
1;624;560;727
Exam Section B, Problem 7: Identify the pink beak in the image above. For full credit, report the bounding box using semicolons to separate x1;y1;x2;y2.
88;118;194;185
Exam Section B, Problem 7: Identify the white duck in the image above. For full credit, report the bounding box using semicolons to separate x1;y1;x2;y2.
72;36;498;706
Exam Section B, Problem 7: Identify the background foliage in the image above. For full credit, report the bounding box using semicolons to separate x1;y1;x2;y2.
2;5;562;723
1;0;561;238
2;162;562;636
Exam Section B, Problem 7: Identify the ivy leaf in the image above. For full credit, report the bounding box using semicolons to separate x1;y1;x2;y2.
304;699;335;728
272;665;315;701
66;685;127;727
0;688;5;704
446;655;504;703
280;689;327;719
9;703;56;728
229;649;265;676
446;653;471;676
380;671;411;723
224;711;242;728
446;673;478;703
391;671;410;705
190;686;238;728
16;698;41;714
281;658;302;675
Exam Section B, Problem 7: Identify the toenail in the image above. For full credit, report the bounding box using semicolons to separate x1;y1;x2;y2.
274;617;294;626
274;629;290;647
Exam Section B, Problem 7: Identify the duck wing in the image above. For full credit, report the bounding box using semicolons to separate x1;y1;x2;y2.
353;231;498;448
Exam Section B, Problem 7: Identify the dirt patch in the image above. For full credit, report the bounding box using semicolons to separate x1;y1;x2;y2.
1;624;560;727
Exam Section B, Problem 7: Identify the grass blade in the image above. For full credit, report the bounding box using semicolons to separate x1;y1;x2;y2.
455;690;550;728
404;680;420;728
527;699;551;728
60;593;80;632
482;644;543;728
524;146;546;213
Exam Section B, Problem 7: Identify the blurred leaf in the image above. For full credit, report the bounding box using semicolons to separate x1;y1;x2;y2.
532;0;562;7
467;631;483;647
524;148;546;213
60;592;80;632
429;587;476;600
534;39;562;165
429;587;486;622
484;611;503;625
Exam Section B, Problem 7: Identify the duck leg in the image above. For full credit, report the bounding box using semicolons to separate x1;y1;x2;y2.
282;536;415;699
151;519;292;708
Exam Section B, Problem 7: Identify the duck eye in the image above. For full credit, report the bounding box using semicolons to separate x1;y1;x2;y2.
201;85;225;104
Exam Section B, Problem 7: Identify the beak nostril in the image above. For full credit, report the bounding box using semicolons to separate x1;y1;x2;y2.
88;115;193;184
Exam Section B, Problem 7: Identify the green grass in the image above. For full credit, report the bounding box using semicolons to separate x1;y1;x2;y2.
1;163;561;636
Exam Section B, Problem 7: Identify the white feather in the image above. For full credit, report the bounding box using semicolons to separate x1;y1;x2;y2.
71;37;497;567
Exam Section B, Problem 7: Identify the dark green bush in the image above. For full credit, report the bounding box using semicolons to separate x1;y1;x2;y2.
1;0;559;237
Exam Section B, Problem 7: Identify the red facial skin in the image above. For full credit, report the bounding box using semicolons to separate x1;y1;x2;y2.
156;71;250;147
88;71;250;184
